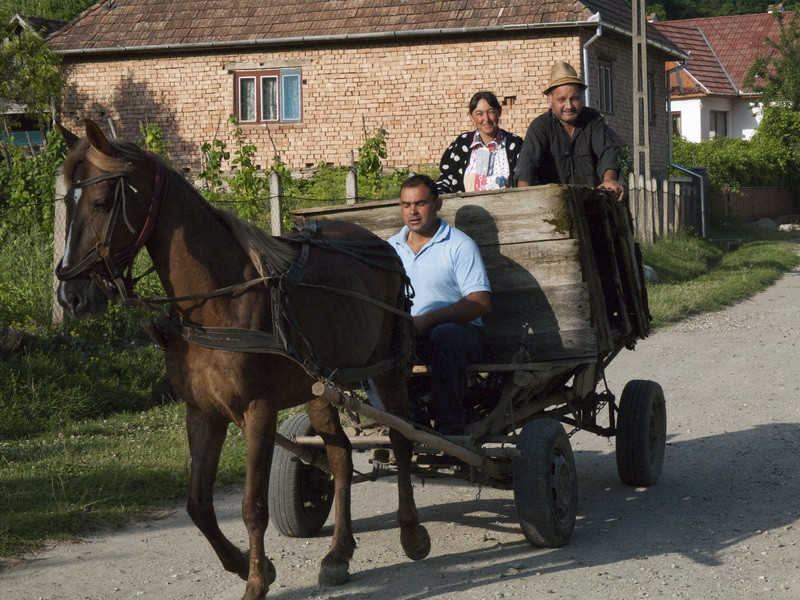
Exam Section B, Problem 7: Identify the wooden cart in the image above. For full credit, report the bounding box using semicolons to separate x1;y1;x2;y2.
268;184;665;548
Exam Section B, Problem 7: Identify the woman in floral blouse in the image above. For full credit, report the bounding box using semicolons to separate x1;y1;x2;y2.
435;91;523;195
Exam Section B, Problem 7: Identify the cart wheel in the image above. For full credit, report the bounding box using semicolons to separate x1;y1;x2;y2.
268;413;334;537
615;380;666;487
513;419;577;548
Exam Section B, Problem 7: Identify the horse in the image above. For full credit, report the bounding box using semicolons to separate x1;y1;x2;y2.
55;119;430;600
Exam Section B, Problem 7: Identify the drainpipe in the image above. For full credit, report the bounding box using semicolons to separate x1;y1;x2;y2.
582;24;602;106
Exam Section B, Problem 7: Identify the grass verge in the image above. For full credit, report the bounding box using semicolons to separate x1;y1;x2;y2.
643;233;800;328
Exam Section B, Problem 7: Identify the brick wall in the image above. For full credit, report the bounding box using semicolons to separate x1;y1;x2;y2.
60;29;671;177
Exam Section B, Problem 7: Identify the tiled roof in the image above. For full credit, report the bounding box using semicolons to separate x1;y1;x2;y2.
48;0;684;58
656;11;789;94
653;22;736;96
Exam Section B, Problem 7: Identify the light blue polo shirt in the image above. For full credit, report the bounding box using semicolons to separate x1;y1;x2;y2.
388;219;491;325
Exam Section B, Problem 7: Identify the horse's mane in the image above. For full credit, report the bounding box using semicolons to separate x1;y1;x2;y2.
213;210;299;278
63;135;299;277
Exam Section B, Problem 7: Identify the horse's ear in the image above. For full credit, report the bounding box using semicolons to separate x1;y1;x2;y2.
55;121;80;149
85;119;113;156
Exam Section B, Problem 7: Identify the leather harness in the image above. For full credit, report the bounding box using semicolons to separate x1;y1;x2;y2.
56;152;414;385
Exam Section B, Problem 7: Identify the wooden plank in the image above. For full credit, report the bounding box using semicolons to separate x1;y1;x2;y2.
567;189;614;355
484;282;593;336
481;239;583;289
486;327;599;363
291;184;574;244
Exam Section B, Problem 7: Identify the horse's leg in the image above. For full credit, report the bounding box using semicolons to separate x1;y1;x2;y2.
185;405;252;580
240;399;279;600
373;371;431;561
305;397;357;586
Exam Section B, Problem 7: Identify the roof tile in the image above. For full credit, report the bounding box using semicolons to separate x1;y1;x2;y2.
48;0;682;57
656;11;790;94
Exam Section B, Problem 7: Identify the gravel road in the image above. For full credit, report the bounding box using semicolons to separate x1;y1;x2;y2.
2;265;799;600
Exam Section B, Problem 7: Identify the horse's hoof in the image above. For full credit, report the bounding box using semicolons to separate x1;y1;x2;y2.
402;525;431;561
225;549;250;581
318;562;350;586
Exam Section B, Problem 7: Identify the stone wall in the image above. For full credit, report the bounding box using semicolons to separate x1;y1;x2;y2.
59;29;671;177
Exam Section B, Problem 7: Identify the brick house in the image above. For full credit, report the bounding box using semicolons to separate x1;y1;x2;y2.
48;0;685;177
654;10;790;143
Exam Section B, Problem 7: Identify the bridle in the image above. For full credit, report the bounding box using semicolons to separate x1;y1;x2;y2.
55;152;167;302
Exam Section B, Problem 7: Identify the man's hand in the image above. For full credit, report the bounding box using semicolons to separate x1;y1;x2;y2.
597;170;625;201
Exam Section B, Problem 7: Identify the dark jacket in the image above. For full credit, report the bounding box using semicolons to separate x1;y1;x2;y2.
514;107;620;187
435;129;524;195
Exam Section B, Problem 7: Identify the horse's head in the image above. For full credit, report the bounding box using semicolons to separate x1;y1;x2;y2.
56;119;164;318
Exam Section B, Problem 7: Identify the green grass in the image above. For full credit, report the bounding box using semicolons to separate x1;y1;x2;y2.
0;342;169;439
643;231;800;328
0;403;248;556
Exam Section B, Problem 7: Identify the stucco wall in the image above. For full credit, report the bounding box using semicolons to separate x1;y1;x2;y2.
59;29;672;178
672;96;761;143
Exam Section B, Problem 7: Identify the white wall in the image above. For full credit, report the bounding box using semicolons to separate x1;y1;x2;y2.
732;100;762;140
671;98;703;142
671;96;762;142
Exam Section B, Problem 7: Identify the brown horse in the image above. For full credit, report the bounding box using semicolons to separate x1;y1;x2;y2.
55;120;430;600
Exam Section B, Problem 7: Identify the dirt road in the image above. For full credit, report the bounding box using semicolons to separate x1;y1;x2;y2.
2;265;800;600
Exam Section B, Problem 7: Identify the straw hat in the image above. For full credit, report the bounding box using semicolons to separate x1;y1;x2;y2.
543;61;587;94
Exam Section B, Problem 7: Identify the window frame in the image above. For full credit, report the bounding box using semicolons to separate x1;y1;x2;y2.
647;73;657;124
671;111;682;137
234;68;302;124
709;110;728;139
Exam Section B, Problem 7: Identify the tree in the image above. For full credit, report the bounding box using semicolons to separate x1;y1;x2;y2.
744;10;800;110
647;1;800;21
0;1;95;25
0;28;63;128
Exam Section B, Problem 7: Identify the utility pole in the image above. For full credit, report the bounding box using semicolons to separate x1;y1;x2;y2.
632;0;651;182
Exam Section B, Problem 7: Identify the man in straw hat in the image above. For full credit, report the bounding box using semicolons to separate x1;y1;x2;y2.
515;61;624;200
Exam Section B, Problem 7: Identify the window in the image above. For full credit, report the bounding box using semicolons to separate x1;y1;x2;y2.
709;110;728;139
671;112;682;137
235;68;302;123
598;61;613;113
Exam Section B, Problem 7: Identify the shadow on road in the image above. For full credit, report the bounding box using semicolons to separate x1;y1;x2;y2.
265;421;800;599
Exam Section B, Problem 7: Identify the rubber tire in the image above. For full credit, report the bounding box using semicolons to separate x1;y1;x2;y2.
268;413;334;538
615;380;667;487
512;419;577;548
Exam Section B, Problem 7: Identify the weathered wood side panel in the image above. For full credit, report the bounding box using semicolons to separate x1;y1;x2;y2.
292;185;572;244
485;283;597;361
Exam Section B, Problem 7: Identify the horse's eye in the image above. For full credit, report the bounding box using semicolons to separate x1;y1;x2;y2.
93;197;112;213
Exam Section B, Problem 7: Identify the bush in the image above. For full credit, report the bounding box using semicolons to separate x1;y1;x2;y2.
0;129;67;232
671;135;797;192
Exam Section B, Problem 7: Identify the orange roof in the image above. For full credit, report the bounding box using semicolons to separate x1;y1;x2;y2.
655;11;789;96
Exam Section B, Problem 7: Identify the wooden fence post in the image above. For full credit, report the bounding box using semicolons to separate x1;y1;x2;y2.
346;168;358;205
52;167;67;324
270;171;283;236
